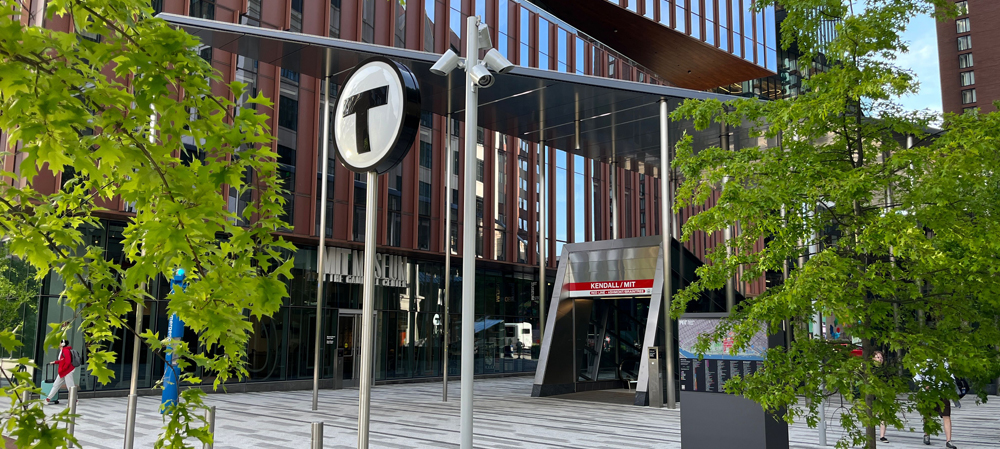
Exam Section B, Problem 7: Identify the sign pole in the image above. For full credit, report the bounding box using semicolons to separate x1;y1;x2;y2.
161;269;186;412
312;50;333;412
330;54;421;449
659;98;676;409
357;170;378;448
460;15;479;449
443;96;452;402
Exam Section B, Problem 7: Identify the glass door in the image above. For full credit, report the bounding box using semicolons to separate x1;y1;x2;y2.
339;314;359;388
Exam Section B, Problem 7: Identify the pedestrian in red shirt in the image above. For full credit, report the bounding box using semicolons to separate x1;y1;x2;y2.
45;340;77;405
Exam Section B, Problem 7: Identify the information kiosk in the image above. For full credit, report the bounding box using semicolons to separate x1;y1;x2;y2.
678;313;788;449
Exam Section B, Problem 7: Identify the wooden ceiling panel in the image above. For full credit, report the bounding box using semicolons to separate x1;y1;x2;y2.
534;0;775;90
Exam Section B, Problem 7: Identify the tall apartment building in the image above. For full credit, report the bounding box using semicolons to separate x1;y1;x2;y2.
6;0;782;393
936;0;999;114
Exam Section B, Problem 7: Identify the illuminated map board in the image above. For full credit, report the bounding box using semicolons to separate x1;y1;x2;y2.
678;317;767;394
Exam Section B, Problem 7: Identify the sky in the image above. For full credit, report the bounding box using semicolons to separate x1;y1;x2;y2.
895;13;943;115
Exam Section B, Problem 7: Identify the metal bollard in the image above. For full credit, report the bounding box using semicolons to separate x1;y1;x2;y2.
203;406;216;449
67;386;79;447
311;422;323;449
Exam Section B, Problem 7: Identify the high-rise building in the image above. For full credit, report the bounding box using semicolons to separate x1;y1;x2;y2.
936;0;998;114
5;0;781;392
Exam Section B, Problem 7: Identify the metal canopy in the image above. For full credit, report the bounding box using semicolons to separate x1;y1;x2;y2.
159;13;748;176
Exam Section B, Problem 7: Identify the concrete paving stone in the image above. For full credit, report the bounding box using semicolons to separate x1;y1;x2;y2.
4;377;998;448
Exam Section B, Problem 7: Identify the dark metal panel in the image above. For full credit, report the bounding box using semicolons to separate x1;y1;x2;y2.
532;244;576;393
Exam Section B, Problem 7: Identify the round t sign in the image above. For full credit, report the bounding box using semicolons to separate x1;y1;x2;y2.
334;57;421;174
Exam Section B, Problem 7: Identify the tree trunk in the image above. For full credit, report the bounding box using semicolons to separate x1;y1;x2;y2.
863;337;877;448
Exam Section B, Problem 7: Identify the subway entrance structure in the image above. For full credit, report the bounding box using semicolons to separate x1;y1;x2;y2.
158;11;771;446
531;236;738;406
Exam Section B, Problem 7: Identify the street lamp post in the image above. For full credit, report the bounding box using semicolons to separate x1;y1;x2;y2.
429;16;513;449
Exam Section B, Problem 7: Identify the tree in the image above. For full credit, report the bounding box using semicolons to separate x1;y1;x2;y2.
0;243;40;342
1;0;293;447
670;1;1000;448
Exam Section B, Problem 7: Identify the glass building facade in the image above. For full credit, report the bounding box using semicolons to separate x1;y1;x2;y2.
13;0;781;391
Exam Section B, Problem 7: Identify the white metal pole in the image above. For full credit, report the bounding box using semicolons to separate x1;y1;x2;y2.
443;98;453;402
125;112;157;449
610;161;618;240
123;300;143;449
357;170;379;448
460;15;479;449
68;385;79;447
812;227;826;446
538;140;546;339
659;98;676;409
312;52;333;412
203;406;216;449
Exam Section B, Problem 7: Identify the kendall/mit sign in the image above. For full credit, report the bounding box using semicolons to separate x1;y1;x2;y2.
566;279;655;297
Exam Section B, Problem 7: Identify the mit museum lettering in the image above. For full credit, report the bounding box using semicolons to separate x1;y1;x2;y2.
322;247;409;288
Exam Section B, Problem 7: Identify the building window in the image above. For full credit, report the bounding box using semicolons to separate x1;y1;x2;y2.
329;0;341;38
290;0;302;32
476;198;484;257
959;53;973;69
956;18;970;34
418;182;432;217
388;193;402;247
353;180;366;241
963;106;977;114
277;165;295;226
573;155;585;243
961;88;976;105
495;138;508;261
278;96;298;131
189;0;215;20
554;149;568;254
281;69;300;83
417;142;432;169
76;20;102;43
231;166;253;227
591;160;601;241
423;0;435;52
957;35;971;51
362;0;375;43
960;71;975;87
315;145;335;237
394;2;406;48
277;144;295;166
418;218;431;251
956;1;968;15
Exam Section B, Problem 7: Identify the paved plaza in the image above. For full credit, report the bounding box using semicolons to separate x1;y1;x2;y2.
35;376;1000;448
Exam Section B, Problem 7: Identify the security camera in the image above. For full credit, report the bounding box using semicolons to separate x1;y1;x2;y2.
482;48;514;74
469;63;494;88
430;49;463;76
477;22;493;50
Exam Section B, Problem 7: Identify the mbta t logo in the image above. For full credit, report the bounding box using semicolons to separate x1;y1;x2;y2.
333;57;421;174
342;85;389;154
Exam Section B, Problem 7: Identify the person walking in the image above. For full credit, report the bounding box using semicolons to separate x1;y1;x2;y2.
45;340;78;405
873;351;890;444
914;359;957;448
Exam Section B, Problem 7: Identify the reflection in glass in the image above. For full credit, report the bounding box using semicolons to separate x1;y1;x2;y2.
249;310;286;381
